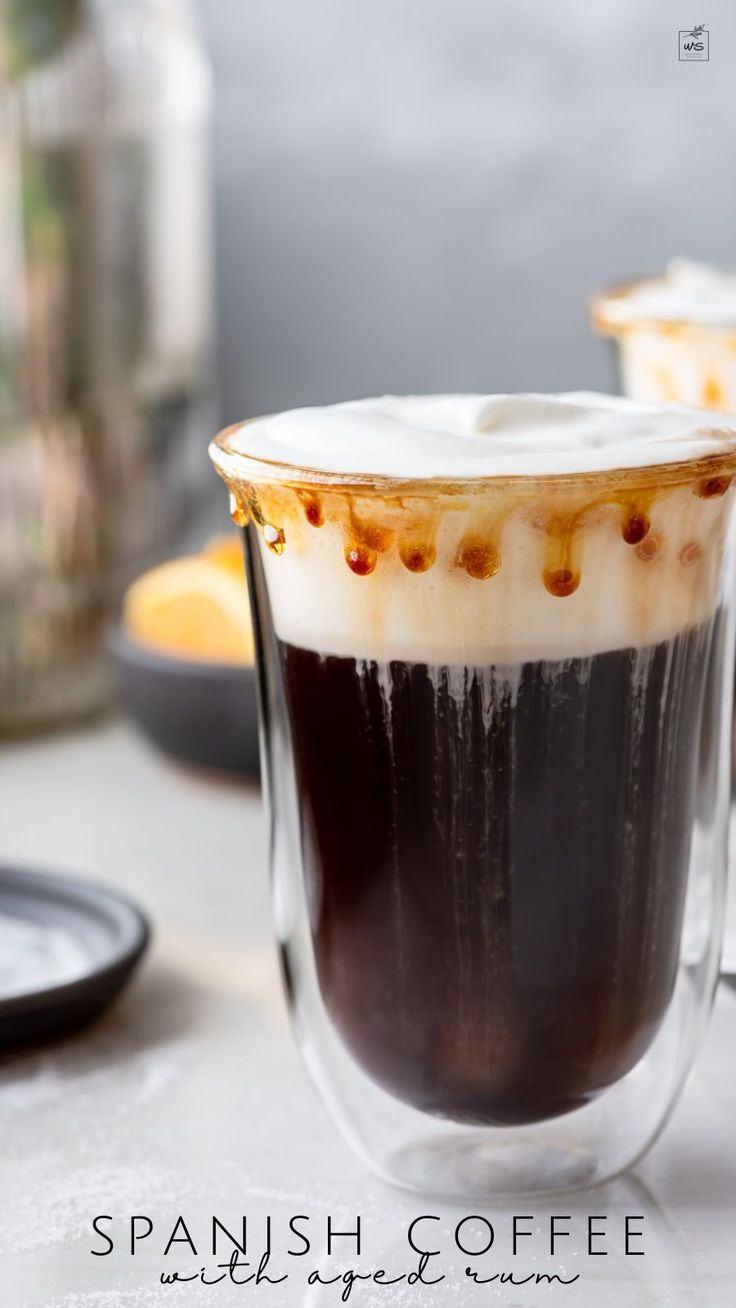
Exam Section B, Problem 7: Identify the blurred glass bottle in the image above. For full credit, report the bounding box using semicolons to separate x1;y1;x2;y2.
0;0;213;732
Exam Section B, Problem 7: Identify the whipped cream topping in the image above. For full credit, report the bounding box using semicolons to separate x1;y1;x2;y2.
595;259;736;330
219;391;736;481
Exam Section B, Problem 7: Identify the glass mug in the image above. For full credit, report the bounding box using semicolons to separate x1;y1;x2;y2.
211;395;736;1196
590;268;736;413
592;266;736;976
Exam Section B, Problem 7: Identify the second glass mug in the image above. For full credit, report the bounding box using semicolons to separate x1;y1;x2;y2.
211;400;736;1197
591;272;736;976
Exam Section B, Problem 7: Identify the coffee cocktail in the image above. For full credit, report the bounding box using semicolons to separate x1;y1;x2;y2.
591;258;736;411
211;392;736;1192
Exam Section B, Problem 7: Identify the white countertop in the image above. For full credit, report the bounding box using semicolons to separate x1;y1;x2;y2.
0;719;734;1307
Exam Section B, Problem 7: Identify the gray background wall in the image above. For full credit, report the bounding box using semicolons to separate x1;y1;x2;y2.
194;0;735;423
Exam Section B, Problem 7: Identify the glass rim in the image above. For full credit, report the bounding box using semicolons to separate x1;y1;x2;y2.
210;418;736;497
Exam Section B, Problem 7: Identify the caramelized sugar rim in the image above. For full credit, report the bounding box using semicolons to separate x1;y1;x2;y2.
210;420;736;594
590;276;736;337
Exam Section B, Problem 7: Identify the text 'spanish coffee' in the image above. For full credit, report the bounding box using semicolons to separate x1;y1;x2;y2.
210;393;736;1196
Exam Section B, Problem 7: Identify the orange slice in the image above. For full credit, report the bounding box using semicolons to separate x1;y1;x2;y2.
124;555;255;665
202;533;246;578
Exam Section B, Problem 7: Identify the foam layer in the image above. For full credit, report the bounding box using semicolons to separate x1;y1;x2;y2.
594;259;736;330
257;489;729;664
210;393;736;665
218;391;736;480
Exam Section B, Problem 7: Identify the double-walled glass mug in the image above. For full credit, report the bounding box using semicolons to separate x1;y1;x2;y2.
592;259;736;977
591;260;736;412
210;393;736;1197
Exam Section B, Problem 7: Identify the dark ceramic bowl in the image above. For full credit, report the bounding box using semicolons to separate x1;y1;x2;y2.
0;865;150;1046
110;628;260;779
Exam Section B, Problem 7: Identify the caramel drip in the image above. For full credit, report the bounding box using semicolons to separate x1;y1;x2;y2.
345;545;377;575
263;523;286;554
696;475;732;499
297;490;324;527
228;492;249;527
457;537;500;580
621;500;651;545
399;541;436;573
347;504;394;554
244;484;265;526
544;567;579;597
339;502;395;574
542;514;581;597
454;508;507;581
221;466;732;595
397;505;440;574
243;485;287;553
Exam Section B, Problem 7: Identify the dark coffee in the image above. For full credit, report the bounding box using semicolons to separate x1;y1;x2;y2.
281;625;711;1126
